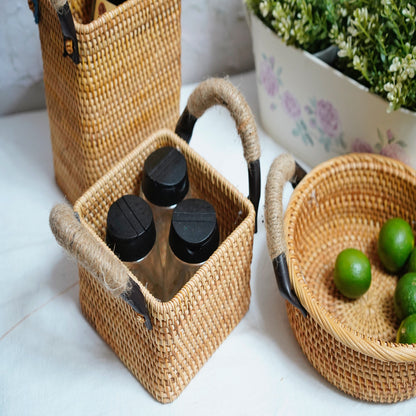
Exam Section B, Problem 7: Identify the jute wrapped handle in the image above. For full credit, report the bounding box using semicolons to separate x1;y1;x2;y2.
49;204;152;329
264;153;307;316
176;78;260;162
49;204;130;296
175;77;261;230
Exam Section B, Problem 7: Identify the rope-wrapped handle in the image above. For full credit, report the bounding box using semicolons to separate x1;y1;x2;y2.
175;78;261;231
49;204;152;329
264;153;307;316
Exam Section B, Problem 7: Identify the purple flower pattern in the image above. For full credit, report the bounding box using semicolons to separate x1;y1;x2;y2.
259;52;409;164
282;91;301;120
380;143;406;160
351;129;408;164
351;138;374;153
259;56;279;97
315;100;341;138
305;98;345;152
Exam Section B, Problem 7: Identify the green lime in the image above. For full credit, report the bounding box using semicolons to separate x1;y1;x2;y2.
334;248;372;299
394;272;416;320
377;218;414;273
407;247;416;273
396;314;416;344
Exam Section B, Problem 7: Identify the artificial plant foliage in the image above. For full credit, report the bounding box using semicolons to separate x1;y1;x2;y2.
246;0;416;112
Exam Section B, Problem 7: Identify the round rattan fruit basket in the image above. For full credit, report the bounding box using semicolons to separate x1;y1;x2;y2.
265;153;416;403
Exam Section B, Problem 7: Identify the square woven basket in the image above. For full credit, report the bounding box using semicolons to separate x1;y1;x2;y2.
265;152;416;403
34;0;181;203
49;79;261;403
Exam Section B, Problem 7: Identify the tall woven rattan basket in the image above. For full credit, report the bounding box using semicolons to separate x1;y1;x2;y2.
31;0;181;203
49;78;261;403
265;153;416;403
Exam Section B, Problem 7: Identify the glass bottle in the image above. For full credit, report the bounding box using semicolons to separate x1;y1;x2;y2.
163;198;219;301
106;194;164;300
140;146;190;269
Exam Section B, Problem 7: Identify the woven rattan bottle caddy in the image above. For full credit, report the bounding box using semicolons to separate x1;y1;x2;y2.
265;152;416;403
49;78;261;403
30;0;181;203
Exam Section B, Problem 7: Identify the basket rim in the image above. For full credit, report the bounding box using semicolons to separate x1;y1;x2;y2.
285;153;416;362
73;128;256;315
71;0;169;34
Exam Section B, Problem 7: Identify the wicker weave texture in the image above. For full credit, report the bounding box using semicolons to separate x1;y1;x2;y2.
37;0;181;203
73;131;255;402
280;153;416;402
287;304;416;403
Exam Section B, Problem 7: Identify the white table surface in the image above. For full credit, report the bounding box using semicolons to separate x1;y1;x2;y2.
1;71;414;415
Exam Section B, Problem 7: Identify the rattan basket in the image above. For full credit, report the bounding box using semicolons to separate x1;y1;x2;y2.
265;153;416;403
49;78;261;403
32;0;181;203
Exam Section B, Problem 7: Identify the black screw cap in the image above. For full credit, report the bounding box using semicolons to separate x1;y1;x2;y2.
169;198;219;264
106;195;156;262
142;146;189;207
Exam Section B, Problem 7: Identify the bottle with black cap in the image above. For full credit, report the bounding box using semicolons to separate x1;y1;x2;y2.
106;194;163;300
164;198;219;301
141;146;190;268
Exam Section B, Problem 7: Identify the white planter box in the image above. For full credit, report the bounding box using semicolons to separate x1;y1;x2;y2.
248;10;416;169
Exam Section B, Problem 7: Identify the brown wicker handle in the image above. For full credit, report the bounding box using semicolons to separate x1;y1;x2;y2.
264;153;307;316
49;203;152;329
175;77;261;231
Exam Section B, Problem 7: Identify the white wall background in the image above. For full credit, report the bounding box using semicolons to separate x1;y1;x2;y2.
0;0;254;116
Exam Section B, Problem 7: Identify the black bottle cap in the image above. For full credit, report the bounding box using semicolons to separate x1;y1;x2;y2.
169;199;219;264
106;195;156;262
142;146;189;207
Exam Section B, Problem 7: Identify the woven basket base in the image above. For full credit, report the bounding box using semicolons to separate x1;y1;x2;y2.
299;219;399;341
78;262;252;403
287;303;416;403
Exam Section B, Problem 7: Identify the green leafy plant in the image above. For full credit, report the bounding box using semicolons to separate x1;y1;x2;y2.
246;0;416;112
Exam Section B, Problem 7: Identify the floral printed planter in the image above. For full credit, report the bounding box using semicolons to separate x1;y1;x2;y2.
248;10;416;169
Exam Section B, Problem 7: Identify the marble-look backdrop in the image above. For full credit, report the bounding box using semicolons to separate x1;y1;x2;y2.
0;0;254;115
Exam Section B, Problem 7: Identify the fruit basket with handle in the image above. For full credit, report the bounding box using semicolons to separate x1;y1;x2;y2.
30;0;181;203
49;78;261;403
265;152;416;403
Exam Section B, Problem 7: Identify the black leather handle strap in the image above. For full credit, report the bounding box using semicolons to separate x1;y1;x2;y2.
121;278;152;330
28;0;40;23
175;107;197;145
56;2;80;64
265;154;308;316
273;253;307;316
